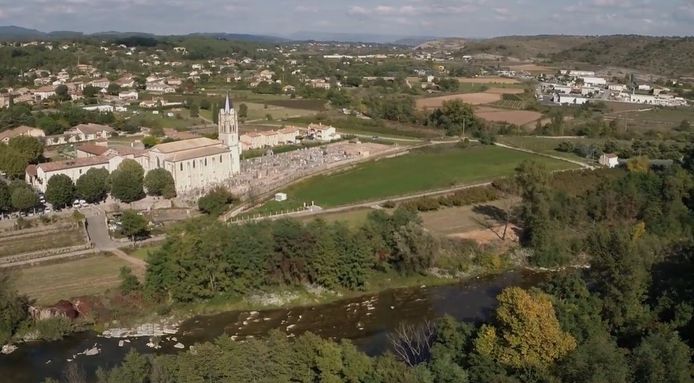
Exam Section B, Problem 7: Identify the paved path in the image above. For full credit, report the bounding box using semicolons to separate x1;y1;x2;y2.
86;213;148;272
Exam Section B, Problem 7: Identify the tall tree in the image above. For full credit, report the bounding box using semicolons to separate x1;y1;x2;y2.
45;174;75;209
144;168;176;199
110;160;145;203
120;210;149;241
8;136;43;163
76;168;109;203
474;287;577;370
10;186;38;212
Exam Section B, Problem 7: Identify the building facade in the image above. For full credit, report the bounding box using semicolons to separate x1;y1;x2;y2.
27;95;242;195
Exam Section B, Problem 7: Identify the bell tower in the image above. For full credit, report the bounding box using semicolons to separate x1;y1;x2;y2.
218;94;238;148
218;93;241;174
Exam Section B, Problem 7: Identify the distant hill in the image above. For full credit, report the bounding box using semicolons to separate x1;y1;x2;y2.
288;31;438;45
0;25;47;41
419;35;694;76
187;33;288;44
549;35;694;76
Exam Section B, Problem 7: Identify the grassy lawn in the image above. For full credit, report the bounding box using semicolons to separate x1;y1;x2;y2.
126;244;162;262
244;102;317;121
13;254;132;305
256;144;576;211
297;208;375;228
496;136;622;162
0;226;86;258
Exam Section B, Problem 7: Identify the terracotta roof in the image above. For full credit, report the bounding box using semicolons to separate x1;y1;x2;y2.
73;123;115;135
77;143;110;156
112;147;148;157
261;131;279;137
37;156;110;173
35;85;55;93
163;128;199;140
26;164;37;177
243;132;262;138
152;137;219;154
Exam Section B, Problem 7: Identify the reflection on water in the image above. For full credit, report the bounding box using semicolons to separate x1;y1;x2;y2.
0;271;543;382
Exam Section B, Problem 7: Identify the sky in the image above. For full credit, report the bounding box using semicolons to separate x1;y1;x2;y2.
0;0;692;38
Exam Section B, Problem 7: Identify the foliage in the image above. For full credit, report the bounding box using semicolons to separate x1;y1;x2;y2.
0;273;30;345
10;185;38;212
144;168;176;199
474;287;576;370
110;160;145;203
45;174;75;209
145;208;430;302
197;186;234;216
427;100;482;137
119;267;141;295
76;168;109;203
120;210;149;241
8;136;43;163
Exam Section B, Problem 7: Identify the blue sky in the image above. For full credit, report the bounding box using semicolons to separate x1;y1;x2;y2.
0;0;692;37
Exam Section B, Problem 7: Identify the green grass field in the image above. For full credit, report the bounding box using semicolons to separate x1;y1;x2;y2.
0;226;86;258
13;254;132;304
256;144;576;211
496;136;622;162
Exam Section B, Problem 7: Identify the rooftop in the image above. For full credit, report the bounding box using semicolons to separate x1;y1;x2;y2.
76;143;110;156
36;156;110;173
151;137;220;154
168;145;230;162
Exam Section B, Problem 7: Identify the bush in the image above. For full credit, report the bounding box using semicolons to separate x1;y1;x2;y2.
31;317;74;341
198;187;235;216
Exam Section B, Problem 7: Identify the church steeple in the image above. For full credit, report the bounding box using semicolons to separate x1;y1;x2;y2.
224;93;231;112
218;92;239;150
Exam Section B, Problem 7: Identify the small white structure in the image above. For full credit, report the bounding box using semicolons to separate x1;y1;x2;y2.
275;193;287;202
553;93;589;105
309;123;340;142
581;77;607;87
599;153;619;168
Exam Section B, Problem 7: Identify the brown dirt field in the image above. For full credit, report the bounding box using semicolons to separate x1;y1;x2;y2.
485;87;526;95
457;76;520;84
474;107;543;126
416;93;502;110
448;224;520;245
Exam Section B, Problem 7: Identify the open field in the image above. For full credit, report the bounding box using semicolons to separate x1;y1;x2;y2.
508;64;556;73
495;135;625;162
244;102;318;121
604;106;694;132
263;145;576;209
13;254;133;305
126;244;161;262
0;226;86;258
421;198;519;236
474;107;543;126
417;92;503;109
297;208;374;228
484;87;526;95
457;76;521;84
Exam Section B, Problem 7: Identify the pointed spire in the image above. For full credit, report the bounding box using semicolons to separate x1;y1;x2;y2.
224;92;231;112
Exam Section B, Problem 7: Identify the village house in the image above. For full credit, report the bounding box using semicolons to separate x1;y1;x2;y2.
0;125;45;144
89;78;110;89
75;142;110;158
308;123;340;142
44;123;115;146
146;82;176;93
118;91;139;101
34;86;56;101
599;153;619;168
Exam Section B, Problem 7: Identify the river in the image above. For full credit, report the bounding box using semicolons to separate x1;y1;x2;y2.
0;271;544;382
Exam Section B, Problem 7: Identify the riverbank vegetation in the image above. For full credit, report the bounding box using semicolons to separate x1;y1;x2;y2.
73;146;694;383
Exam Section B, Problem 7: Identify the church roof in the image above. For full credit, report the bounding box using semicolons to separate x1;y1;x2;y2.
151;137;219;154
168;145;230;162
224;93;233;112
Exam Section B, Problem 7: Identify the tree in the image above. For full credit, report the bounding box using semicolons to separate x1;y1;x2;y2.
238;103;248;120
0;145;29;179
45;174;75;209
675;119;691;132
630;330;693;383
559;334;630;383
10;187;38;212
427;100;480;137
110;160;145;203
120;210;149;241
198;186;234;216
189;103;199;118
107;83;121;96
144;168;176;199
627;156;650;173
0;181;11;213
83;85;99;98
54;84;70;101
474;287;577;370
119;266;141;295
8;136;43;163
0;273;30;345
76;168;109;203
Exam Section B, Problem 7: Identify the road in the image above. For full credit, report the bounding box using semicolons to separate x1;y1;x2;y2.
85;212;148;273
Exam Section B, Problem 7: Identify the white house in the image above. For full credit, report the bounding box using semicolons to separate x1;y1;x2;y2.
599;153;619;168
581;77;607;87
146;82;176;93
309;123;340;142
553;93;590;105
118;91;139;101
34;86;56;100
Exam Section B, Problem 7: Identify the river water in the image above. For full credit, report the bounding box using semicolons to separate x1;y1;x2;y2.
0;271;544;382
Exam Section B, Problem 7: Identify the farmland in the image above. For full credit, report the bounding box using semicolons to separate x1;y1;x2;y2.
13;254;133;305
474;107;543;126
417;92;503;109
258;144;576;211
457;76;521;84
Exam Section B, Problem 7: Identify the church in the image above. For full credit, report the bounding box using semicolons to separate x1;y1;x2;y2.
27;95;242;195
